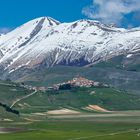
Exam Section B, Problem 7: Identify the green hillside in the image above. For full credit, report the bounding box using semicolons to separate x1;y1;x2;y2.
0;80;31;105
0;81;140;140
0;80;31;120
13;87;140;114
0;79;140;121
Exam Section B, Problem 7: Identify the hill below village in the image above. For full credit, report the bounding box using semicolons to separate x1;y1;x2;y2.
0;78;140;122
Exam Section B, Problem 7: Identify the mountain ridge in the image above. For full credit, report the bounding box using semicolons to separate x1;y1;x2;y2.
0;16;139;80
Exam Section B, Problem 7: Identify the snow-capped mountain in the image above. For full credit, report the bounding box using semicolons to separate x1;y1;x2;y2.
0;16;140;76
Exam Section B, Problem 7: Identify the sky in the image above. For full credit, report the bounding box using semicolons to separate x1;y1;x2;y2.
0;0;140;33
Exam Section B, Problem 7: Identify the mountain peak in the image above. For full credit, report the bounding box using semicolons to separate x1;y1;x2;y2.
30;16;60;26
20;16;60;29
44;16;61;25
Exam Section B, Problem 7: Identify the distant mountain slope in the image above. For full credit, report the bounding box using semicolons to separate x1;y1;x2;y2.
0;16;140;80
18;65;139;94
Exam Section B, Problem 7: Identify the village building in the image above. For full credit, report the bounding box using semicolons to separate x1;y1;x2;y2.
67;77;100;87
20;76;108;92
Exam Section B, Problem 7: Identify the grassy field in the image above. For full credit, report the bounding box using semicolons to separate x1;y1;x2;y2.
1;112;140;140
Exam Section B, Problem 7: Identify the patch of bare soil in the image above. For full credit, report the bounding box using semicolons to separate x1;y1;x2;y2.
0;127;26;133
85;105;111;112
47;108;80;115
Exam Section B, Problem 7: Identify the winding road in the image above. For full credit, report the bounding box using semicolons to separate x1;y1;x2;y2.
10;90;37;108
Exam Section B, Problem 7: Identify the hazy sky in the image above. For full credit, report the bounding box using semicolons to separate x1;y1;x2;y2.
0;0;140;33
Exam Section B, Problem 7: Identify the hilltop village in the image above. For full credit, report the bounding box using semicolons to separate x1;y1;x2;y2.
20;77;108;92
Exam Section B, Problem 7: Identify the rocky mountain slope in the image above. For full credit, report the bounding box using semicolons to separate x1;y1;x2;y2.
0;17;140;80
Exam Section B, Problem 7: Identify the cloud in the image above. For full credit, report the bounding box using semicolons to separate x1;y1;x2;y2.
0;27;12;34
82;0;140;26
